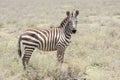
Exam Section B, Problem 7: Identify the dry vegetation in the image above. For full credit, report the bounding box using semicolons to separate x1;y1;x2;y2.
0;0;120;80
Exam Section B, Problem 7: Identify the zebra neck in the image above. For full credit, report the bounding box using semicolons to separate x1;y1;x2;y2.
59;17;68;28
59;17;71;39
64;28;71;39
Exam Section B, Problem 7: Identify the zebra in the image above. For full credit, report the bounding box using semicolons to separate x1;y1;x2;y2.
18;10;79;69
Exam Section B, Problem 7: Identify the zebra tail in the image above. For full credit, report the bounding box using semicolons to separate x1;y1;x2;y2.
18;36;22;58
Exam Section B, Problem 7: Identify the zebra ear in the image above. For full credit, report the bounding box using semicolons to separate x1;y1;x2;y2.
75;10;79;17
66;11;70;17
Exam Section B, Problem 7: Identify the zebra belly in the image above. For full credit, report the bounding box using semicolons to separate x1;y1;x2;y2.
22;40;57;51
39;43;57;51
40;48;57;51
38;38;58;51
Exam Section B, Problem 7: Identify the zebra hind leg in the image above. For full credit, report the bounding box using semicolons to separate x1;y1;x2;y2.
22;47;35;70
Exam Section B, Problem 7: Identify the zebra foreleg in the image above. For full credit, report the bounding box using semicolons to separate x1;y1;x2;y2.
57;48;65;63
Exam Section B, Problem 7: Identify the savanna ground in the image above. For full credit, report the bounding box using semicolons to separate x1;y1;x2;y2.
0;0;120;80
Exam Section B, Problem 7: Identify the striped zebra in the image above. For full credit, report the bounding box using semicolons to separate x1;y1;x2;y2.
18;10;79;69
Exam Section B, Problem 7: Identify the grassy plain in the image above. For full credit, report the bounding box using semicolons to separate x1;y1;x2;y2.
0;0;120;80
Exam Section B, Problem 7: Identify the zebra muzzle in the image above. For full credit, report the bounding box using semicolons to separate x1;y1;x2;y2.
72;29;77;33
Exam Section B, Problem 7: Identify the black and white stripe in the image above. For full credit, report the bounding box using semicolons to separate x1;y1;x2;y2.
18;10;79;69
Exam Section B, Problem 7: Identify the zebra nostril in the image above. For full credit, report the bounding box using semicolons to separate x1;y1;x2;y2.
72;29;77;33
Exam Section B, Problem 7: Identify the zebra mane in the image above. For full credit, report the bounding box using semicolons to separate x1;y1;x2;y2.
59;17;68;28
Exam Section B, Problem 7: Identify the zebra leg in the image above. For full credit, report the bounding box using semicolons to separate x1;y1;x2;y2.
22;47;35;70
57;47;65;63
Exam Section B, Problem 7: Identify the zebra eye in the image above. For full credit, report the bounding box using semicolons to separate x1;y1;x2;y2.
68;21;71;23
68;21;71;24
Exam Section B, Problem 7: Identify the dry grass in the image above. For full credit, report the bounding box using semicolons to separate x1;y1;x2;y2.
0;0;120;80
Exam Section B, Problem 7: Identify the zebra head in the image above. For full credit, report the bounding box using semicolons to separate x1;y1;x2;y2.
66;10;79;34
